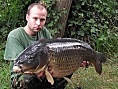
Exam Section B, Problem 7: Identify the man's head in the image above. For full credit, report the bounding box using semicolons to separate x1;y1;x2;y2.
25;3;47;35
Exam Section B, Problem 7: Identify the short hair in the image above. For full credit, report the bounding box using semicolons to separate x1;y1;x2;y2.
26;3;47;15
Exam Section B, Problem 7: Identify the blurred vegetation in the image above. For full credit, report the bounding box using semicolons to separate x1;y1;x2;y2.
64;0;118;56
0;0;118;60
66;62;118;89
0;0;117;88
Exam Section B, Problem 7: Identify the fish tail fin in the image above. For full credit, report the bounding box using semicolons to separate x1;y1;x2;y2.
93;60;102;74
93;52;107;74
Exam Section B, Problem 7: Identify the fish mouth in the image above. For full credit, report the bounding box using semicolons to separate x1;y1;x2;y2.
13;65;22;73
13;64;27;73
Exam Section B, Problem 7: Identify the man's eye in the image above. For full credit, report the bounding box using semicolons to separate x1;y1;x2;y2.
33;17;37;20
40;19;45;22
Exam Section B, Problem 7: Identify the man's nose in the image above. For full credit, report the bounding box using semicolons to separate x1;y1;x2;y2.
36;19;40;25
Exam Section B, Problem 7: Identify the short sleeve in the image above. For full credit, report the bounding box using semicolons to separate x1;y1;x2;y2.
42;27;52;39
46;29;52;39
4;37;24;61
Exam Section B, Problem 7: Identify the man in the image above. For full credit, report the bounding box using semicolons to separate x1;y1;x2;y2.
4;3;72;89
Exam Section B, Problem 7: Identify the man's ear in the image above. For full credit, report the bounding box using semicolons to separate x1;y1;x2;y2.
26;14;29;21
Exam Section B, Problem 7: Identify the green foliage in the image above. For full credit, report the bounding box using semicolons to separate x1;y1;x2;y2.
0;0;23;41
0;0;21;61
64;0;118;57
0;0;39;61
0;0;117;61
1;0;117;88
0;62;10;89
66;63;118;89
94;28;118;55
0;0;40;42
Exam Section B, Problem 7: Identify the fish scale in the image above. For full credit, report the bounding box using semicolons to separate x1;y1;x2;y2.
13;38;107;80
48;45;85;77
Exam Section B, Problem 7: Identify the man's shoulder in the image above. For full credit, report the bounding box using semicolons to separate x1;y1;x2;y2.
9;27;24;34
8;27;24;38
41;27;52;39
42;27;47;31
42;27;50;33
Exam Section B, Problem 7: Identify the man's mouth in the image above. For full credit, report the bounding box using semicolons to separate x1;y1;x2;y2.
34;27;42;31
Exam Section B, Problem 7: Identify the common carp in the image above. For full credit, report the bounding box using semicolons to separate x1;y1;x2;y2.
13;38;107;85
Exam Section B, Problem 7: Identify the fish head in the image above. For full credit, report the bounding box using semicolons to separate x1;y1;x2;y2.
13;41;49;73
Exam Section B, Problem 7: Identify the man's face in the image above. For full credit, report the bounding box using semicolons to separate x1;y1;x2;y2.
26;6;47;34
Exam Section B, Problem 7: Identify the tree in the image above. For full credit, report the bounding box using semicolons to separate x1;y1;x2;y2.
39;0;73;38
54;0;73;37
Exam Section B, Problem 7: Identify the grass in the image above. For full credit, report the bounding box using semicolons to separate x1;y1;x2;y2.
66;63;118;89
0;61;117;89
0;62;10;89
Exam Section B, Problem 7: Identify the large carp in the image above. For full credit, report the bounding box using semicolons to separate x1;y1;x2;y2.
13;38;107;85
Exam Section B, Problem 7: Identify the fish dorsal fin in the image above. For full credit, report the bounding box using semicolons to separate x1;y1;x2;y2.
45;69;54;85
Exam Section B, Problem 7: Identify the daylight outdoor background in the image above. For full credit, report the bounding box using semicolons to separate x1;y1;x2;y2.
0;0;118;89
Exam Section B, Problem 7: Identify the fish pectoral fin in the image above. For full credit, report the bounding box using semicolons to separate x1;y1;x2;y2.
45;69;54;85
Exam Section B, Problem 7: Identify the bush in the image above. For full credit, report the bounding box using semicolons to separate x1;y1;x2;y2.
64;0;118;58
0;0;117;61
